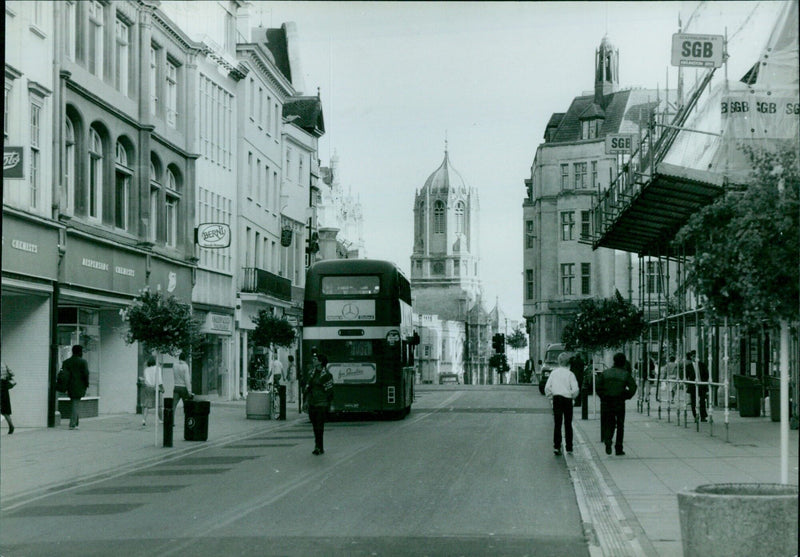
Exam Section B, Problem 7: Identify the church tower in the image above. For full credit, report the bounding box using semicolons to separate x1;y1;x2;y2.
410;145;482;322
594;35;619;105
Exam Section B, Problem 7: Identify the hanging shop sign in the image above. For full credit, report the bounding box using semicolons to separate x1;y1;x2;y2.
605;134;640;155
4;147;24;179
195;223;231;248
671;33;724;68
280;228;293;247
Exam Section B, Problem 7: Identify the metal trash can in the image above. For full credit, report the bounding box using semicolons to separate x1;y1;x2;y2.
767;375;792;422
732;375;762;418
184;400;210;441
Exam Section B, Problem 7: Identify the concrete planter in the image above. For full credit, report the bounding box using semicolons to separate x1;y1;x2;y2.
678;483;798;557
245;391;272;420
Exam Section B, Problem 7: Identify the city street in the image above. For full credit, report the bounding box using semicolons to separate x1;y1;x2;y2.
0;386;588;557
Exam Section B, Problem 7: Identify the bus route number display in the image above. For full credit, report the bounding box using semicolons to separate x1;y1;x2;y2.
671;33;724;68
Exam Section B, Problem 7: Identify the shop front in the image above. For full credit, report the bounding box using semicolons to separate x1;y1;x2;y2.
193;307;234;398
1;212;61;427
58;233;194;417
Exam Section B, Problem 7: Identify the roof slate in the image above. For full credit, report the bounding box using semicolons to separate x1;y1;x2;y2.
283;97;325;136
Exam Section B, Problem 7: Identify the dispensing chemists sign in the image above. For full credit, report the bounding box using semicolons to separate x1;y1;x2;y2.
671;33;724;68
605;134;640;155
195;223;231;248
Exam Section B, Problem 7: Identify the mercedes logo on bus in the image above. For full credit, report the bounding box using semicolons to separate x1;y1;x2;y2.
386;330;400;346
341;303;359;319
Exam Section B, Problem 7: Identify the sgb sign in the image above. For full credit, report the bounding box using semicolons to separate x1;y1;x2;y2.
671;33;724;68
605;134;639;155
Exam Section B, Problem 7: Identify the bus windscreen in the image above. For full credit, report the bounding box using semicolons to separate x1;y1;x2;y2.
321;275;380;296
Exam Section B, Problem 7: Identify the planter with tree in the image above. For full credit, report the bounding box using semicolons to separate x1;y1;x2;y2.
122;288;200;445
246;310;296;419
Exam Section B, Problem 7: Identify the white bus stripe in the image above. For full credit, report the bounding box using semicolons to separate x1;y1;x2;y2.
303;326;400;340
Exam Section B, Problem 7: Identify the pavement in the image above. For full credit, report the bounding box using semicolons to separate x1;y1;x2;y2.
1;389;798;556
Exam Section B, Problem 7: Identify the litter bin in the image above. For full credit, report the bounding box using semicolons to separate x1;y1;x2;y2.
767;375;791;422
732;375;762;418
184;399;210;441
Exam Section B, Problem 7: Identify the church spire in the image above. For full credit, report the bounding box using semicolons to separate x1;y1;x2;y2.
595;35;619;105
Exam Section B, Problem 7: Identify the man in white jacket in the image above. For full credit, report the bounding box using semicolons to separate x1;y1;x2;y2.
544;352;580;455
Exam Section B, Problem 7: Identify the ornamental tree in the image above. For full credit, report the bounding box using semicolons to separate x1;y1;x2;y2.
674;147;799;329
506;327;528;351
561;290;647;353
122;288;200;357
248;310;296;391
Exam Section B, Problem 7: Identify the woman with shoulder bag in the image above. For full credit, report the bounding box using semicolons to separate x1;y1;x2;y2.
1;364;16;434
304;353;334;455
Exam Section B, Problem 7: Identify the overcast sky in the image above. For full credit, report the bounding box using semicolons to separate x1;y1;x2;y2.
256;1;761;322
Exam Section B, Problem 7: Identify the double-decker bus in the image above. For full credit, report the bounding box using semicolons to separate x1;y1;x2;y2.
302;259;418;418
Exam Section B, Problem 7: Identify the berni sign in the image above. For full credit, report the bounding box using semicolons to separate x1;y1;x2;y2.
195;223;231;248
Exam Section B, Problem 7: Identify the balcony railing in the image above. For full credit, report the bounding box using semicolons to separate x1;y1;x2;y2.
240;267;291;301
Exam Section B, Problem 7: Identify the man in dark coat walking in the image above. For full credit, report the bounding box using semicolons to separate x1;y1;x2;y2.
596;352;637;456
62;345;90;430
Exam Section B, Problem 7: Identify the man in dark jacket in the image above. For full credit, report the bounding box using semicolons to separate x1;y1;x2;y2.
596;352;637;456
62;345;90;430
304;353;334;455
686;350;709;421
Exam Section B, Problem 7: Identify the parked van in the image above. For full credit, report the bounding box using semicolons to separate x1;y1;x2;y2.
538;343;570;394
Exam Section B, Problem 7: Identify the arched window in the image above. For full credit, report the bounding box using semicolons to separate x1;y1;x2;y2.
88;128;103;220
114;140;131;230
64;118;76;213
434;200;445;234
165;168;179;247
455;201;465;234
418;202;425;234
149;157;161;242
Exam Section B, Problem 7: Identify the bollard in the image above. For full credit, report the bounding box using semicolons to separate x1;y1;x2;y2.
581;391;588;420
163;397;173;447
278;385;287;420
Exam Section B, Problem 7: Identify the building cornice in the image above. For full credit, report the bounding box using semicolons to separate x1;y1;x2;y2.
145;3;206;55
236;43;295;98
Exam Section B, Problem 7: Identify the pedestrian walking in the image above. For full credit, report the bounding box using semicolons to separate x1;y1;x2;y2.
661;355;678;403
545;352;580;455
172;352;193;414
686;350;709;421
269;353;284;387
141;356;163;426
1;363;16;434
304;352;334;455
596;352;637;456
62;345;90;430
286;355;297;403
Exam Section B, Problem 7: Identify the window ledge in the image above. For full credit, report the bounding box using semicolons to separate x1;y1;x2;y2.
29;24;47;39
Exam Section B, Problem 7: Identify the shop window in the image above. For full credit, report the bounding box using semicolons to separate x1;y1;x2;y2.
57;307;100;398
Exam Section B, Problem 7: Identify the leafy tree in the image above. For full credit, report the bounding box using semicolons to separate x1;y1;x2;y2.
562;291;646;352
122;288;200;357
248;311;296;390
506;327;528;350
674;147;799;329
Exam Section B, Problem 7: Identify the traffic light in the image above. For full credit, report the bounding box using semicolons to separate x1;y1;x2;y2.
492;333;505;353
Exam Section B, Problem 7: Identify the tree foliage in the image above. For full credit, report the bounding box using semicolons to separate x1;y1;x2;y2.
122;288;200;356
506;327;528;350
674;147;799;329
250;310;296;351
561;291;646;352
